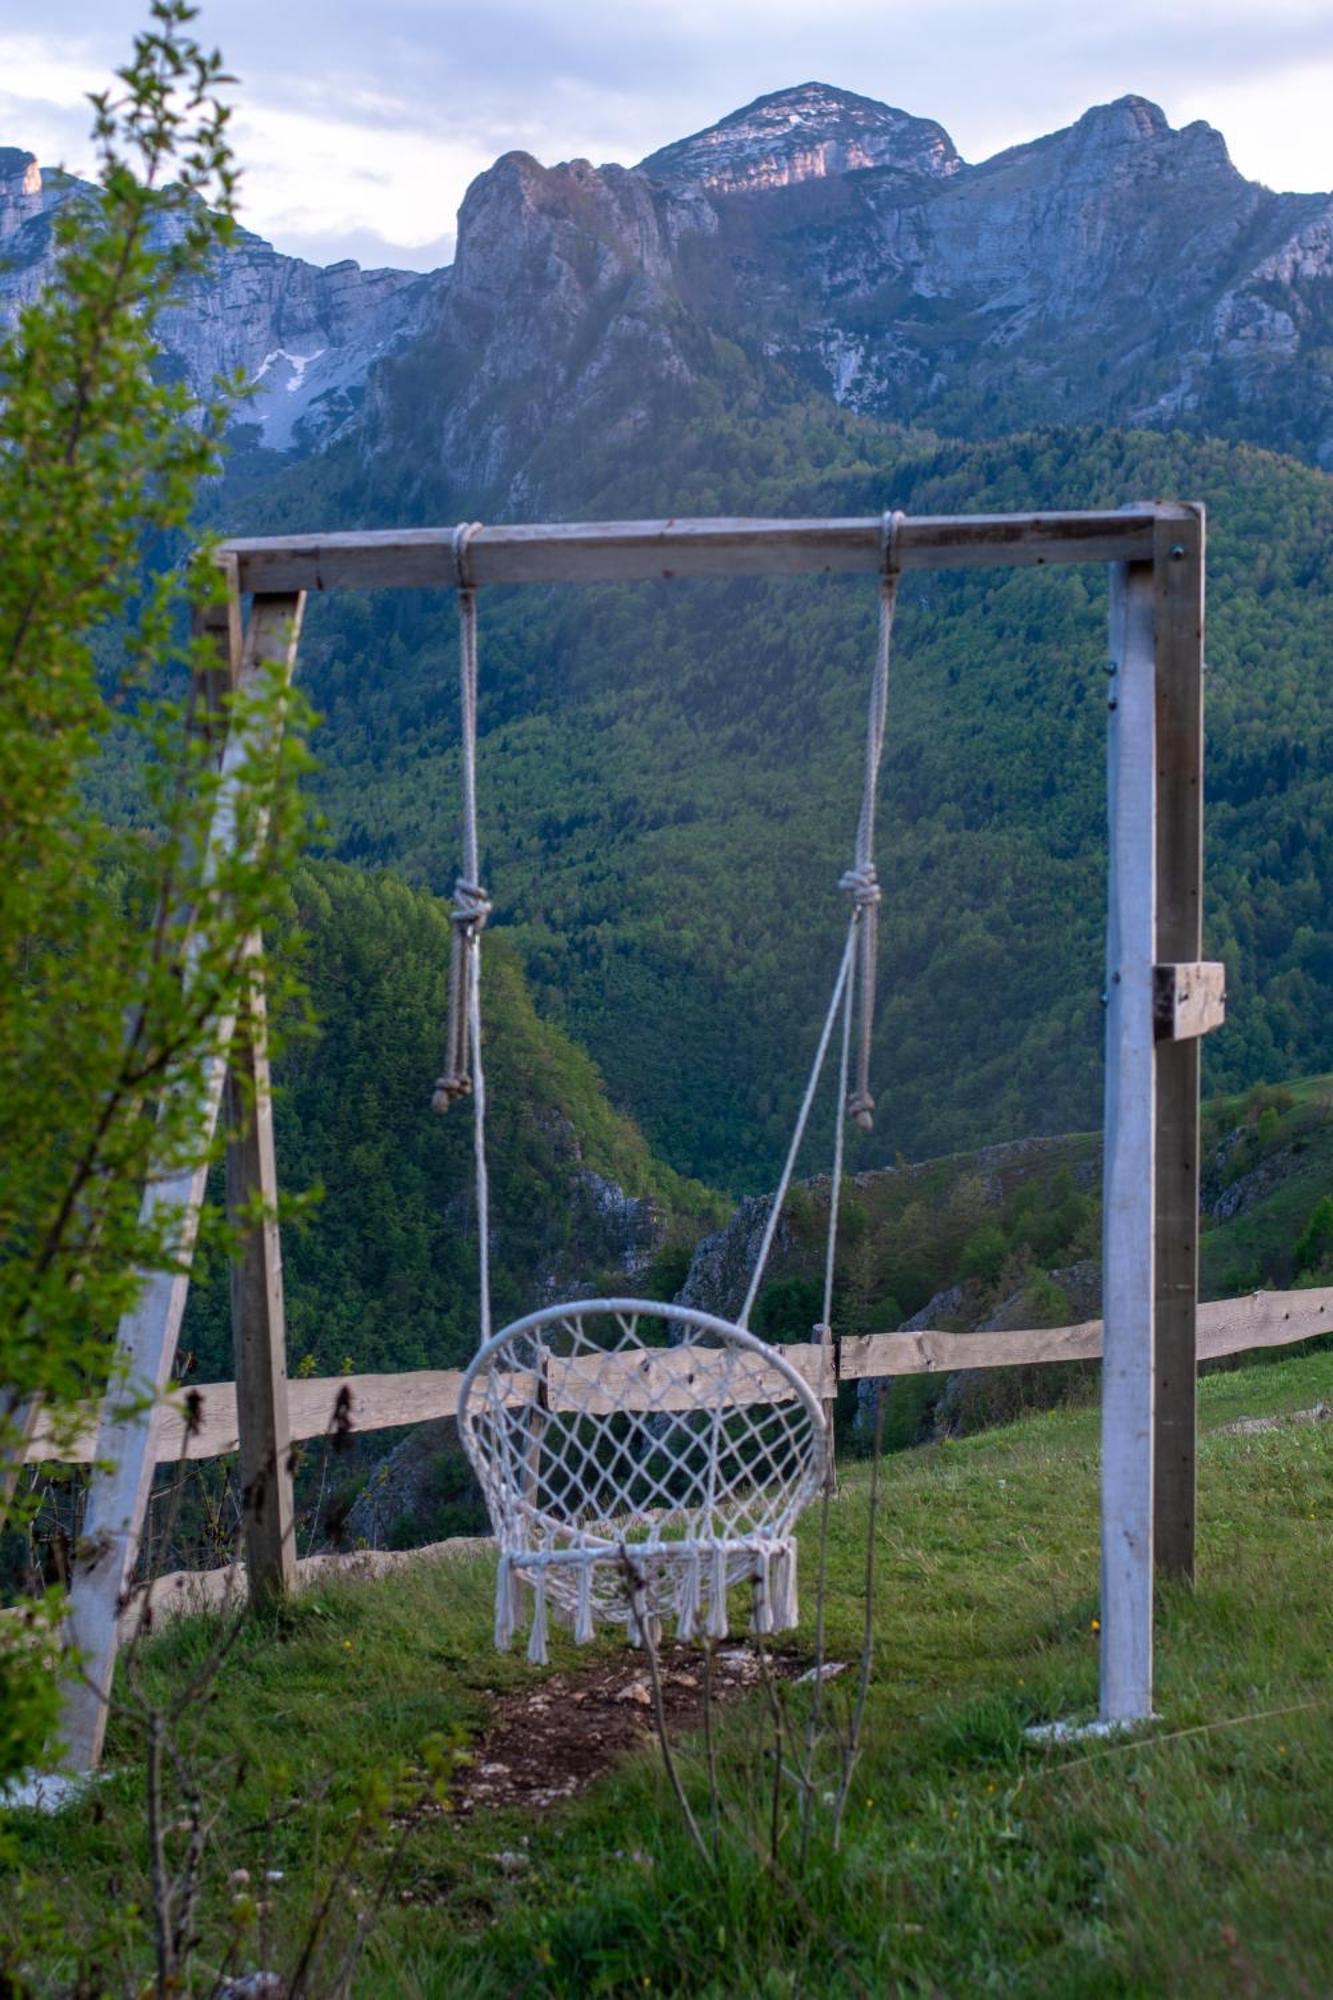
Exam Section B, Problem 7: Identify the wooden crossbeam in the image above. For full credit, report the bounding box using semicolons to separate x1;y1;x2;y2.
217;507;1195;595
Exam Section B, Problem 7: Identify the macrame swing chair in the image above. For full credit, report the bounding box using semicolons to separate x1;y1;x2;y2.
437;515;905;1664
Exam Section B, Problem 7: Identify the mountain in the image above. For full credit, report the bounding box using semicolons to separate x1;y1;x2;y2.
638;81;961;192
0;147;431;453
358;83;1333;495
180;860;720;1382
7;84;1333;475
8;85;1333;1196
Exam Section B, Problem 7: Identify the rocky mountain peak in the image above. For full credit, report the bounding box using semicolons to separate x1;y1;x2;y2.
637;81;960;193
0;147;40;194
1051;94;1235;176
1074;93;1172;144
0;147;45;241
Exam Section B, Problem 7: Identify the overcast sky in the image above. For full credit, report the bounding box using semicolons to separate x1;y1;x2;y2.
1;1;1328;271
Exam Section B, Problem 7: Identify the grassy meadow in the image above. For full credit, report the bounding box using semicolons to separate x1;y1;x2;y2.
7;1346;1331;1996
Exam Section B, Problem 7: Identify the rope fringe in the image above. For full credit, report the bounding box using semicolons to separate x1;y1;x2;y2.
772;1539;798;1631
575;1557;595;1645
494;1553;517;1651
675;1548;701;1641
527;1571;549;1665
708;1545;729;1639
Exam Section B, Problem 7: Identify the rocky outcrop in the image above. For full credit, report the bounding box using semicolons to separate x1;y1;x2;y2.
639;82;959;193
363;147;727;505
675;1192;792;1322
7;80;1333;477
361;83;1333;502
0;157;434;453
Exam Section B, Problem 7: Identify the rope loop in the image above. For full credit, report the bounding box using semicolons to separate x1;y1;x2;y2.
452;518;482;595
881;506;905;583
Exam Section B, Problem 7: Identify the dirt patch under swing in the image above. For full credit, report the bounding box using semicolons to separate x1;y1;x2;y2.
451;1642;833;1816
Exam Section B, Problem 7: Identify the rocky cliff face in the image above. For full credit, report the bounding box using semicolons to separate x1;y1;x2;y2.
643;89;1333;461
639;82;959;193
5;82;1333;480
361;84;1333;500
0;154;434;453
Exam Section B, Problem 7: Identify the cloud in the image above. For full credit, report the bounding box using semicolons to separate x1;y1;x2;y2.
2;1;1329;271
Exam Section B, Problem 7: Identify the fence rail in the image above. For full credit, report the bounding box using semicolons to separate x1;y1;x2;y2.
26;1286;1332;1469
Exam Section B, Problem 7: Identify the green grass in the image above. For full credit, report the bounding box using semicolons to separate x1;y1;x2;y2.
8;1350;1332;1996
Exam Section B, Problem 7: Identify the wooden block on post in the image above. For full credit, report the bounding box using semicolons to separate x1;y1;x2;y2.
1152;508;1206;1587
1153;961;1225;1042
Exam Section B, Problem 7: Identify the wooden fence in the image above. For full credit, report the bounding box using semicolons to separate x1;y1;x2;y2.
27;1284;1332;1469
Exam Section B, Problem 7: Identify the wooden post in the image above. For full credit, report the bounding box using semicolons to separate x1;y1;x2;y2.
60;589;305;1773
225;932;297;1606
1152;509;1206;1584
216;581;302;1611
1100;559;1158;1726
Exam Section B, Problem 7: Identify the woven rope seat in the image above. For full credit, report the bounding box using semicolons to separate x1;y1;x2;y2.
439;513;906;1662
457;1299;827;1661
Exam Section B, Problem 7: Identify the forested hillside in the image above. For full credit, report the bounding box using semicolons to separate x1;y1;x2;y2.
179;862;719;1380
222;421;1333;1190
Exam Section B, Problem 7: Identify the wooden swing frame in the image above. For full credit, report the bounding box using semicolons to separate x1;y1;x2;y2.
55;502;1215;1768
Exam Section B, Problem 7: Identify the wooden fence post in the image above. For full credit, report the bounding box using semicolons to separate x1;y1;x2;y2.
1100;559;1158;1726
1152;509;1206;1584
59;589;304;1772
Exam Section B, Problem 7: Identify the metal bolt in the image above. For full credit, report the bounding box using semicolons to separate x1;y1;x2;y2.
1100;991;1109;1007
1104;659;1118;675
1107;697;1118;711
1170;543;1185;559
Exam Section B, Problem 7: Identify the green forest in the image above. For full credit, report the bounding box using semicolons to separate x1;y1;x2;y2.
208;417;1333;1197
179;861;719;1382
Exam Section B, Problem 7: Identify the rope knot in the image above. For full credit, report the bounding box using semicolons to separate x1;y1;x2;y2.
432;1071;472;1113
838;862;881;909
845;1088;875;1134
451;877;493;935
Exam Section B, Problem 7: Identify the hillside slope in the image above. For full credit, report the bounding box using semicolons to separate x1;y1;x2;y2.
179;860;720;1380
235;424;1333;1189
13;1348;1332;1994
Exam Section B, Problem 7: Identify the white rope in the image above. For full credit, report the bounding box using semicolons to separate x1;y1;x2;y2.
737;918;858;1330
468;928;491;1343
737;512;903;1326
432;522;491;1112
821;963;856;1332
432;523;493;1342
840;509;903;1132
